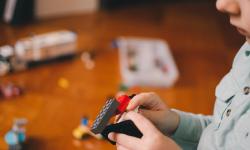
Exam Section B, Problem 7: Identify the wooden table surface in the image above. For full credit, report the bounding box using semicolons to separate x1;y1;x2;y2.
0;1;244;150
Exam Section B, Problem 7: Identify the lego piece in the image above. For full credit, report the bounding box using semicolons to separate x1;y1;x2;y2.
115;94;136;122
81;51;96;70
73;117;103;140
116;95;131;114
101;120;143;145
128;64;138;72
155;58;168;73
4;118;27;150
0;45;14;58
0;83;22;99
85;60;95;70
91;98;120;134
91;95;135;135
73;117;90;139
58;78;69;89
5;131;19;146
91;95;143;145
81;117;89;126
119;83;129;92
127;49;136;58
0;55;10;76
73;125;90;139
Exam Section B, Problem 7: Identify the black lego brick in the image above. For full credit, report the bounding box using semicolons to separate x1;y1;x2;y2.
91;98;120;134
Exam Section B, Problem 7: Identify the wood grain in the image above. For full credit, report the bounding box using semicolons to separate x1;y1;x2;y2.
0;1;244;150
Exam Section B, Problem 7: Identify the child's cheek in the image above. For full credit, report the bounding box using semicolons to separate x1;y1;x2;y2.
245;18;250;35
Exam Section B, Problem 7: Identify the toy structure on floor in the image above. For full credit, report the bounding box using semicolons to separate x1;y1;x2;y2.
0;30;78;76
73;117;102;140
91;94;143;145
0;83;22;99
4;118;28;150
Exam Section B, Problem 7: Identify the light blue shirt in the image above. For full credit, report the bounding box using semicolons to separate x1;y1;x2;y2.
172;42;250;150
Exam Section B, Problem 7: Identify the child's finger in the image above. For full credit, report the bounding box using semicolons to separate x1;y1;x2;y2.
127;93;154;110
109;132;141;150
122;111;160;136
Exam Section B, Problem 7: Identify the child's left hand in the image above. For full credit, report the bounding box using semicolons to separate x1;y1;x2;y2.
108;111;181;150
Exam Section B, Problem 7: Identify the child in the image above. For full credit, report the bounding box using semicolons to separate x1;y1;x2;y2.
108;0;250;149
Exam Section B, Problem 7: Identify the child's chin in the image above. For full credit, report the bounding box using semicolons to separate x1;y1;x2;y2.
246;37;250;44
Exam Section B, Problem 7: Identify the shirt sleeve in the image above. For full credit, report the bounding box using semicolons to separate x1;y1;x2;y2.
171;109;212;150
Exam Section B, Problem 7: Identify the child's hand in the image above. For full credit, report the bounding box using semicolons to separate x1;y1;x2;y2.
109;111;181;150
127;92;180;135
127;92;167;111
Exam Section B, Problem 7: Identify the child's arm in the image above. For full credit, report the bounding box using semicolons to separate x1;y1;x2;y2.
171;110;212;149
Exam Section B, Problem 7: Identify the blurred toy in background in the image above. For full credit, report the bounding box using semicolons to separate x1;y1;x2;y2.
73;117;102;140
114;37;179;87
58;77;69;89
4;118;28;150
116;83;142;97
0;83;22;99
127;48;138;72
81;51;96;70
119;83;129;92
115;83;129;98
0;30;78;76
0;46;13;76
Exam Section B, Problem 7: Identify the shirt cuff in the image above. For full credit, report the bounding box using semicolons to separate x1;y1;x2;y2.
171;109;202;143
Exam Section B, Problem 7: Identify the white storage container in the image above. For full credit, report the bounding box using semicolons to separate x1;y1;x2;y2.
116;37;179;87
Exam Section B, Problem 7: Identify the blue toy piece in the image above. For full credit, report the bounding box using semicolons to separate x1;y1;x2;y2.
4;118;27;150
17;132;26;143
4;131;18;145
81;117;88;126
4;131;26;144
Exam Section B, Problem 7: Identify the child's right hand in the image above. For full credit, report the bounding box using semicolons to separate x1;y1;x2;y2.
127;92;180;135
109;111;181;150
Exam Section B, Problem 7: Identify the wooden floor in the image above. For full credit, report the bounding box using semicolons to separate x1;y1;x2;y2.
0;1;245;150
